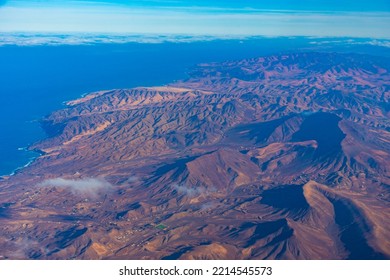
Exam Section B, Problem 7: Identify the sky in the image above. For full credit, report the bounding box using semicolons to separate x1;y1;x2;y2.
0;0;389;38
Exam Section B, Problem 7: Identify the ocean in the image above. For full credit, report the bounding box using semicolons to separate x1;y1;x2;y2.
0;37;388;175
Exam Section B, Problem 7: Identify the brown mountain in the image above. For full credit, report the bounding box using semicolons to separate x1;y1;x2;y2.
0;52;389;259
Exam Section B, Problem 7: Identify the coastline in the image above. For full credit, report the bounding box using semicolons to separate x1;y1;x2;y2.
0;86;142;179
0;84;119;180
0;90;92;179
0;147;43;179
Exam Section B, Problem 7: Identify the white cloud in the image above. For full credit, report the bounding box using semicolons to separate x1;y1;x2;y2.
0;33;240;46
365;40;390;48
200;201;218;210
309;38;390;48
127;176;139;183
172;183;216;197
39;177;114;198
3;33;390;47
173;183;202;197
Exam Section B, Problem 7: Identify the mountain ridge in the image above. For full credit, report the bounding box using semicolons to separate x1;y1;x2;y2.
0;51;389;259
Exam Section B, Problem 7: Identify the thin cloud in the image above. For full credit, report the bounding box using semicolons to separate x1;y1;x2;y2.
5;239;40;259
0;3;388;38
127;176;139;183
200;201;218;210
172;183;216;197
173;184;202;197
39;177;114;198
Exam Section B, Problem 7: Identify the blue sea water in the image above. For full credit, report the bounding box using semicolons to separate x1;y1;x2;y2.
0;37;389;175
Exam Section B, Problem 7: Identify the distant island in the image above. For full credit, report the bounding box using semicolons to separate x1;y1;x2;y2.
0;52;389;260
